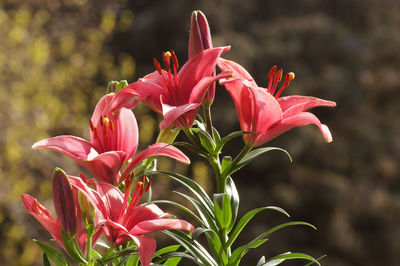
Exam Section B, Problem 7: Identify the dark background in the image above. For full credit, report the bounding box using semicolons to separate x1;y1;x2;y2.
1;0;399;265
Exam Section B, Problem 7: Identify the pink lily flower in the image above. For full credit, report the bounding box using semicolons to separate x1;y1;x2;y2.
219;58;336;147
21;168;101;253
69;175;194;266
32;94;190;184
188;10;215;105
109;47;232;129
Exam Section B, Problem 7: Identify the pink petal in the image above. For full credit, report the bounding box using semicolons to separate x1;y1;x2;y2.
278;96;336;118
218;58;257;87
93;182;124;221
32;135;93;165
91;94;114;129
160;101;201;130
188;70;233;104
112;108;139;160
123;235;156;266
129;218;194;235
251;86;282;133
69;176;108;223
123;204;170;231
21;194;63;247
178;46;230;99
120;143;190;183
255;112;333;146
109;76;165;114
85;151;126;184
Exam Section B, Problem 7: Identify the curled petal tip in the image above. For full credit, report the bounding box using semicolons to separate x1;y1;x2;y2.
321;124;333;143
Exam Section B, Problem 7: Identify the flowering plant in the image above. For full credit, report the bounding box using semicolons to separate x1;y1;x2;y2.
23;10;335;266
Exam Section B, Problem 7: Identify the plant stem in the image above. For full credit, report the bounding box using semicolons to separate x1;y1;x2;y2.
156;125;180;144
203;105;214;139
102;245;115;262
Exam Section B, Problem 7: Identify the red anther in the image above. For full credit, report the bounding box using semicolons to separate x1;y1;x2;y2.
267;65;277;79
171;50;179;69
153;58;163;75
274;69;283;83
99;115;104;126
110;120;114;132
89;120;94;131
163;51;172;73
275;72;295;99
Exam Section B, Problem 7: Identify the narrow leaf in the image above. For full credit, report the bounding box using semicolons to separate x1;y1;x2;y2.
60;230;87;264
264;252;320;266
231;147;292;174
226;176;239;232
215;131;251;154
33;240;68;266
227;206;290;248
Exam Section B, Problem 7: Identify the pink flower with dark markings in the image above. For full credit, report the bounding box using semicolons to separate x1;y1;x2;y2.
219;59;336;147
32;93;190;184
69;175;194;266
109;47;232;129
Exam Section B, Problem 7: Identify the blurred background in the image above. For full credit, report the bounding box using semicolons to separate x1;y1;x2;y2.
1;0;399;265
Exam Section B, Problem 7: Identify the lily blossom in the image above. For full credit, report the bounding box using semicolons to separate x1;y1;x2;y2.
32;94;190;184
189;10;215;105
219;58;336;146
69;175;194;266
109;47;232;129
21;168;101;253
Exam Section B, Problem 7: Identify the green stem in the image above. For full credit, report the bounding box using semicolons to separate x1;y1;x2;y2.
102;245;115;262
156;125;180;144
203;105;214;139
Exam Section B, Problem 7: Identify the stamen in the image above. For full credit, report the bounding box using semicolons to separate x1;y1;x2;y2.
270;68;283;95
171;50;180;87
110;120;114;132
275;72;295;98
153;58;163;75
145;180;151;192
267;65;277;93
163;51;172;74
89;120;94;131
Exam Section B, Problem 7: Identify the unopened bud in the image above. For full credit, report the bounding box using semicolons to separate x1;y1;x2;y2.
52;168;77;235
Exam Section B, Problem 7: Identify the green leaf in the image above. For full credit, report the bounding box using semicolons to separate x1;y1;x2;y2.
215;131;251;155
221;156;232;174
124;255;139;266
33;239;68;266
231;147;292;174
150;171;214;215
257;256;266;266
264;252;321;266
228;238;269;266
198;132;215;154
174;191;217;231
43;253;51;266
227;206;290;248
164;230;218;266
226;176;239;232
152;199;205;227
213;128;221;143
192;227;213;240
213;198;223;228
222;193;232;230
60;230;87;264
173;141;203;154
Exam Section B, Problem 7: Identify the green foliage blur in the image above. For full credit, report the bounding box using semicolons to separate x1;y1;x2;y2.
1;0;400;265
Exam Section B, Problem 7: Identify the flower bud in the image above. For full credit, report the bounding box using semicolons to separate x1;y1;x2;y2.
52;168;77;235
189;10;215;106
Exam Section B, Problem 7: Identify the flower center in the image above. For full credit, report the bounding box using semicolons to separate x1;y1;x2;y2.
266;65;295;99
153;50;180;103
